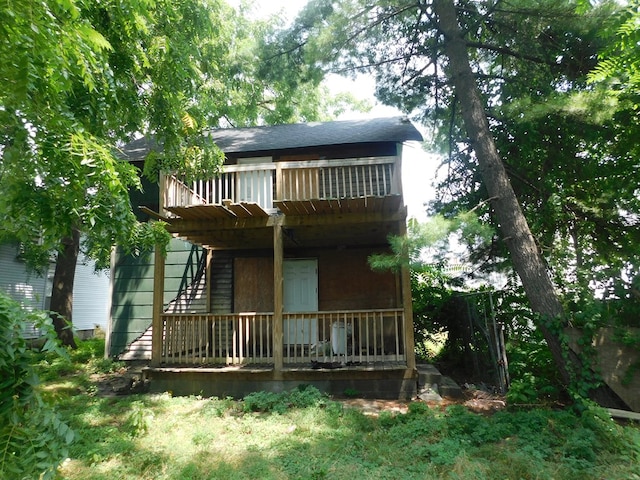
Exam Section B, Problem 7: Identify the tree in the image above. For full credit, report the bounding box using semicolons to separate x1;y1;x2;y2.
277;0;635;400
431;0;572;384
0;0;327;346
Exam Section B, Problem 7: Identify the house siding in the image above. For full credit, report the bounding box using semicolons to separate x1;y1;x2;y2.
108;238;204;357
0;244;49;312
0;243;109;337
70;256;110;333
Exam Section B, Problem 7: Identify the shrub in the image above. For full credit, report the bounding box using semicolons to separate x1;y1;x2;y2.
0;291;74;479
242;385;329;413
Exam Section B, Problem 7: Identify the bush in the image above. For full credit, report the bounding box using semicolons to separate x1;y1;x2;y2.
0;291;74;479
242;385;330;413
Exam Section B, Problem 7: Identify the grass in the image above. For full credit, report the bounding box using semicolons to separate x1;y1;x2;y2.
36;339;640;480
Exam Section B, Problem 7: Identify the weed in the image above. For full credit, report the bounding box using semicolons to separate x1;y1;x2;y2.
31;338;640;480
343;387;360;398
242;385;330;413
407;400;430;415
125;401;153;438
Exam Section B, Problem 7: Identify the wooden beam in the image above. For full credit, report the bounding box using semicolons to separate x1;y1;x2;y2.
167;208;407;234
205;248;213;312
139;206;170;221
399;220;416;370
159;172;167;217
151;244;165;366
273;219;284;377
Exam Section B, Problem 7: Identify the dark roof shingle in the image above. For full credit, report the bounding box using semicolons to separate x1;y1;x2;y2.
121;116;423;160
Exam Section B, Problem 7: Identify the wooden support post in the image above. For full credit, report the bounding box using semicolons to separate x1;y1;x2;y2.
273;220;284;377
159;171;167;217
151;244;165;366
399;220;416;370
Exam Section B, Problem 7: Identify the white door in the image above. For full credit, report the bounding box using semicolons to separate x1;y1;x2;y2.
283;259;318;345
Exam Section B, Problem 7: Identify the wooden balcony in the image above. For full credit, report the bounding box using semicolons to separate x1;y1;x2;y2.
160;309;407;367
162;157;401;215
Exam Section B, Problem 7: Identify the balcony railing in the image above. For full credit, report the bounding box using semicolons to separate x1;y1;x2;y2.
160;309;406;366
163;157;399;211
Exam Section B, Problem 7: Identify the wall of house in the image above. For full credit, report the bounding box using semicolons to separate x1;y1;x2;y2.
0;244;49;338
0;243;110;337
317;248;398;310
227;142;399;164
228;246;398;313
68;255;110;335
108;239;204;357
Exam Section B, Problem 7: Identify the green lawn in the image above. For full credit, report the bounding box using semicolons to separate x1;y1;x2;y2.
38;339;640;480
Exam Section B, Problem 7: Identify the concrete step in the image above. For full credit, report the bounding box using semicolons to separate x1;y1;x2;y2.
119;350;151;361
416;364;442;388
415;364;463;400
439;376;463;399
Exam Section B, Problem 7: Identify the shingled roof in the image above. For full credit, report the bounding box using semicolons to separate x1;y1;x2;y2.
121;116;423;160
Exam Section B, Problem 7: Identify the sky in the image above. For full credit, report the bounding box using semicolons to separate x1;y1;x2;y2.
229;0;439;222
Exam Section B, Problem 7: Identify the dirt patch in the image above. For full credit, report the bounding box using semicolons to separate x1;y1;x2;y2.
92;364;506;415
91;364;150;397
338;386;506;416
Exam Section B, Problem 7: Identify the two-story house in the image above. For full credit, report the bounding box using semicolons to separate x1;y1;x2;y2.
111;116;423;399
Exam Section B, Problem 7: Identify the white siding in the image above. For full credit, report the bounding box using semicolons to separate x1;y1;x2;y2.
0;243;109;334
0;244;49;311
72;255;109;332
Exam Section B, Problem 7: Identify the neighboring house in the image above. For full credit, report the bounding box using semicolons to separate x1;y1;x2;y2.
0;243;109;338
111;116;424;399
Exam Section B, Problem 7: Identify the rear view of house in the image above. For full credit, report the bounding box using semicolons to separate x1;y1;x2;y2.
111;116;423;399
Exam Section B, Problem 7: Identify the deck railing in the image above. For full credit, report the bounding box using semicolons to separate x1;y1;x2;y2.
162;313;273;365
159;309;406;366
163;157;398;210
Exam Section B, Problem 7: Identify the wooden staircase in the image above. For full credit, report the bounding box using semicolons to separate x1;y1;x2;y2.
118;262;208;361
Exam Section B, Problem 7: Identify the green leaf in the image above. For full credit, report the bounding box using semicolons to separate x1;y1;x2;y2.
77;25;113;52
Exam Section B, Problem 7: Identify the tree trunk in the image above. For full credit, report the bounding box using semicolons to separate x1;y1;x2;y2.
432;0;573;385
50;227;80;348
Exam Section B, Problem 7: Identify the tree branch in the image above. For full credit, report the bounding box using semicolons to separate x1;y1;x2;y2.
465;40;557;66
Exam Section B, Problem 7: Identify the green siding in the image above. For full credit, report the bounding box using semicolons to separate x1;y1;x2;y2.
109;239;204;357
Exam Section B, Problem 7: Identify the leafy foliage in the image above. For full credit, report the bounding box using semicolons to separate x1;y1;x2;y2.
1;0;283;272
242;385;331;414
369;215;501;363
588;0;640;90
0;292;73;479
280;0;639;396
28;341;640;479
34;336;124;384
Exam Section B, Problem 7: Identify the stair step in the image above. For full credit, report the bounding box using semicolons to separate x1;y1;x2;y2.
418;383;443;403
439;376;463;399
416;364;442;387
119;350;151;361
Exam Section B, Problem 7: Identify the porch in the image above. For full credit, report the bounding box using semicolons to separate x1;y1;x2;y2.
162;156;402;215
145;307;417;399
146;155;416;397
159;308;407;366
